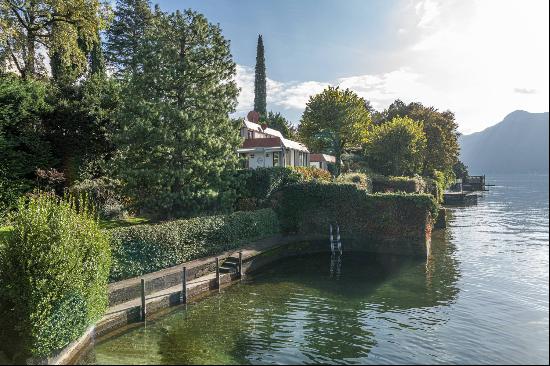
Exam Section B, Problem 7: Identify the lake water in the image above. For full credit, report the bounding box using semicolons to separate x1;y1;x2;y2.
78;174;549;365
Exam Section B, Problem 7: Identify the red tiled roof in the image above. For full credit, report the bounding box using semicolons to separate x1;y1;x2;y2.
310;153;336;163
242;137;283;149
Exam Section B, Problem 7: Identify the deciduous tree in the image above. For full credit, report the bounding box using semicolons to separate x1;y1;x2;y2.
299;86;371;176
364;116;427;176
0;0;103;79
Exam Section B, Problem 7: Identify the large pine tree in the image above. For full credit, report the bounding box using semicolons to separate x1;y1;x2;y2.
254;35;267;116
105;0;154;75
112;9;240;218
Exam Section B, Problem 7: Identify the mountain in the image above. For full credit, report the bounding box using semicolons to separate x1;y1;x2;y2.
459;110;549;174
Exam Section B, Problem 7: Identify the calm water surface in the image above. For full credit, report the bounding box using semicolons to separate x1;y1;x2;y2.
79;174;549;365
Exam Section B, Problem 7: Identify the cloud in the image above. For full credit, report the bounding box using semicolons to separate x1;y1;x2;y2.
514;88;537;95
235;0;549;133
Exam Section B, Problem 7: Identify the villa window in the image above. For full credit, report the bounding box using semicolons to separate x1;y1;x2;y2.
273;152;280;166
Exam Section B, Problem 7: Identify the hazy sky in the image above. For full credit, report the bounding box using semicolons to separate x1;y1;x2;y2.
158;0;549;134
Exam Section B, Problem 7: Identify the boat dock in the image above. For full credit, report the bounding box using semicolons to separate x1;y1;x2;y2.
443;191;478;205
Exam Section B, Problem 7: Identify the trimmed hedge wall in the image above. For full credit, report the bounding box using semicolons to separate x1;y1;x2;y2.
109;208;280;282
371;175;428;194
290;166;332;182
234;167;332;211
274;182;438;245
0;193;110;360
335;172;372;192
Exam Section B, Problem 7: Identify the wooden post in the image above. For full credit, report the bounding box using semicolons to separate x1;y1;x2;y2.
238;251;243;277
182;266;187;304
215;257;220;289
140;278;146;321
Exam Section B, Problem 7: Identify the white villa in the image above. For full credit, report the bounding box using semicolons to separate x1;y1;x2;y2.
237;120;310;169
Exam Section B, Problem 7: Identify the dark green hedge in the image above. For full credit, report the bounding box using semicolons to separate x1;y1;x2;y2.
109;208;280;282
371;175;427;194
0;193;110;360
233;167;302;211
274;182;438;242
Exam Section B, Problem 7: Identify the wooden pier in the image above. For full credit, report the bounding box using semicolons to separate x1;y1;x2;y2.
463;175;487;192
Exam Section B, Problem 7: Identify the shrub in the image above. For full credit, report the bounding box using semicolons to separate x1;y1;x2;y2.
233;167;334;211
109;208;280;281
0;174;28;221
364;116;427;176
335;172;372;192
274;182;438;242
426;170;455;203
233;168;302;210
69;177;127;219
290;166;332;182
0;193;111;359
371;175;427;194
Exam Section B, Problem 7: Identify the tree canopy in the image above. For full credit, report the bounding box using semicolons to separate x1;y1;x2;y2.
105;0;154;75
298;86;371;176
265;111;294;138
0;0;104;79
364;116;427;177
111;9;240;218
372;99;460;178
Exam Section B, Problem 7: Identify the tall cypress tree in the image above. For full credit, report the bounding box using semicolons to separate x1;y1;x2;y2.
254;35;267;117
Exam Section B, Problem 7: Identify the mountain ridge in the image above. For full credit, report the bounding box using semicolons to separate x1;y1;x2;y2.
459;111;549;174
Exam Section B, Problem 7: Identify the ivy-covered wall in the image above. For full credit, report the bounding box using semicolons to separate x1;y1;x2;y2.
109;208;280;282
274;183;438;256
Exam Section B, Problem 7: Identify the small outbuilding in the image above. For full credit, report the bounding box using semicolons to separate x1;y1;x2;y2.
309;153;336;171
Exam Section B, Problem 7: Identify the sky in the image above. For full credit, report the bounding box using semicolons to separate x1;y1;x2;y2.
157;0;549;134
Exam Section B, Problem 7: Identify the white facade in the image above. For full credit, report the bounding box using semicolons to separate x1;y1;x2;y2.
237;121;309;169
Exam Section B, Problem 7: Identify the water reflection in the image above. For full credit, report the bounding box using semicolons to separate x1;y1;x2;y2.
79;241;459;365
78;174;548;365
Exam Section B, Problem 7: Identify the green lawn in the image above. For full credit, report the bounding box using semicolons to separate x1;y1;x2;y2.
99;217;149;230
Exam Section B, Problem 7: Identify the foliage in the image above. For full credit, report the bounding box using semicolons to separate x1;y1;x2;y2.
43;74;120;184
233;167;302;211
0;0;104;79
0;75;53;216
99;216;148;230
364;116;427;176
264;111;294;138
69;177;127;219
335;172;372;192
105;0;154;75
373;100;460;176
340;150;369;173
273;182;438;240
298;86;372;176
232;167;332;211
254;34;267;116
453;160;469;180
109;208;279;281
0;192;111;359
426;170;455;203
290;166;332;182
111;9;240;219
371;175;427;194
